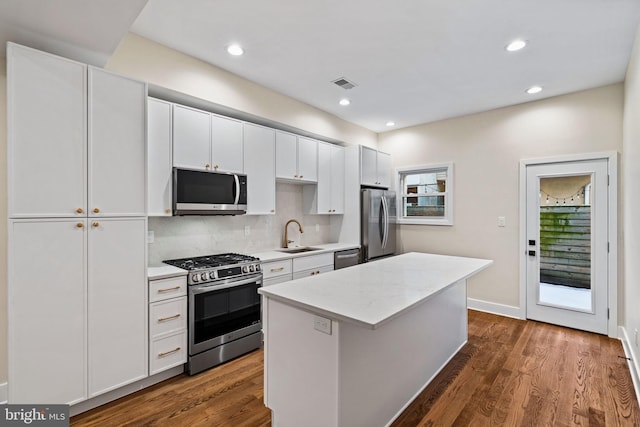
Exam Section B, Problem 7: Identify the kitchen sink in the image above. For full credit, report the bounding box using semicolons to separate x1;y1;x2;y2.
276;247;321;254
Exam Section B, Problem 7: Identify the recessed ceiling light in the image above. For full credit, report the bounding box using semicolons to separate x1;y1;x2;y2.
526;85;543;94
506;39;527;52
227;44;244;56
386;121;395;127
339;98;350;106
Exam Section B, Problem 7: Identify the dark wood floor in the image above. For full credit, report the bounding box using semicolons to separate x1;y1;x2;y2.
71;310;640;426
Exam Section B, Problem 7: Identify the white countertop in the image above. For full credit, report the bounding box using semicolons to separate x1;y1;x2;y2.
250;243;360;262
148;264;188;280
258;252;492;329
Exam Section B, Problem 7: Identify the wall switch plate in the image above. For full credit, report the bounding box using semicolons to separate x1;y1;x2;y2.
147;231;154;244
314;316;332;335
244;225;250;236
497;216;506;227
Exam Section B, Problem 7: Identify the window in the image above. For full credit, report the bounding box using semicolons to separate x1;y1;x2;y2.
396;162;453;225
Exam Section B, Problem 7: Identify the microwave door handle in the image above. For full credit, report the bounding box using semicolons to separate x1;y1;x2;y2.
234;174;240;205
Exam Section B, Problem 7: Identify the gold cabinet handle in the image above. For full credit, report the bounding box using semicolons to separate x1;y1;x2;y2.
76;222;84;228
92;222;100;227
93;208;100;214
158;286;181;293
270;209;275;213
158;347;181;358
205;163;211;169
76;208;84;214
165;209;171;214
271;267;284;272
158;313;181;322
300;175;304;179
294;174;298;178
214;164;219;170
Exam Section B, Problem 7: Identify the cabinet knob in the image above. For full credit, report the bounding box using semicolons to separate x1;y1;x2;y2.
214;164;219;170
92;222;100;228
165;209;171;214
76;208;84;214
270;209;275;213
205;163;211;169
300;175;303;179
93;208;100;214
76;222;84;228
294;174;298;178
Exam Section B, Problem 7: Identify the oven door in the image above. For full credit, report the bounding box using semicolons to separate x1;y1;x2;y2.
188;274;262;355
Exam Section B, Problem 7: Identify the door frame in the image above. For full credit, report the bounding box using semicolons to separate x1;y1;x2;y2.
519;152;618;337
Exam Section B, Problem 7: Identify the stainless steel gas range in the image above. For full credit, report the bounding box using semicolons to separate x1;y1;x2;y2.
163;253;263;375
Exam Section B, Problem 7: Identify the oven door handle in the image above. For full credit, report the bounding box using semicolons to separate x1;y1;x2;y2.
190;275;262;294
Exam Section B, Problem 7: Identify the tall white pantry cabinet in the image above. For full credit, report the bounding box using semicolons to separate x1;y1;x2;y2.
7;43;148;404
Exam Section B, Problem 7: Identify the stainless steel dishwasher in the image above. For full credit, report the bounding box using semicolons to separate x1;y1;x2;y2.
334;248;360;270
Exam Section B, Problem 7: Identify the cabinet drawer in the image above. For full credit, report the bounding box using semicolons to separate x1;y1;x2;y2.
150;296;187;339
263;275;292;287
262;259;292;279
292;252;333;272
150;331;187;375
149;276;187;303
292;264;334;280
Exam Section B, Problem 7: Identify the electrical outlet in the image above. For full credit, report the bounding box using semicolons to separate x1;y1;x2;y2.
497;216;506;227
314;316;332;335
147;231;154;244
244;225;250;236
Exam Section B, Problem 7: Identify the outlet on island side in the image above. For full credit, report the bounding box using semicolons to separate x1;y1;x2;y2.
314;316;332;335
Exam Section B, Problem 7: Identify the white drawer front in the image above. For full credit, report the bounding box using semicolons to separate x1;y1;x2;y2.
149;276;187;303
292;265;334;280
262;259;292;279
263;275;292;287
293;252;334;272
150;331;187;375
150;296;187;339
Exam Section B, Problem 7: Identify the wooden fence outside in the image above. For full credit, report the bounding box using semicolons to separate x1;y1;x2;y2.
539;206;591;289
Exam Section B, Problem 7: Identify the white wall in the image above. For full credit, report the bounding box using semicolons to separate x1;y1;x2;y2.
378;84;624;310
623;24;640;375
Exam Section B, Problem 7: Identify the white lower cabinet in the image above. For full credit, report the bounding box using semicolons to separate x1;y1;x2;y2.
9;218;147;404
148;275;187;375
292;265;334;280
262;259;293;285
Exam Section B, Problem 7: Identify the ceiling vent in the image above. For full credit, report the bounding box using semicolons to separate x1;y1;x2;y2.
332;77;357;90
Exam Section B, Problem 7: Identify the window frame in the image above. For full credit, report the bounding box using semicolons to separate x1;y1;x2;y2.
396;162;454;226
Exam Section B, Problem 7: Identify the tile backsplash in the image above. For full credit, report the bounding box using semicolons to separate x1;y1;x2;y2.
148;183;332;264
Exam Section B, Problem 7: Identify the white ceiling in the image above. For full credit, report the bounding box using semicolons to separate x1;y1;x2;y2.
2;0;640;133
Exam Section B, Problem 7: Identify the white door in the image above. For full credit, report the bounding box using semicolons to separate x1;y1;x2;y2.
331;145;345;214
275;131;298;179
525;159;609;334
316;142;332;213
211;114;244;173
297;137;318;182
88;218;148;397
360;146;378;187
244;123;276;215
9;219;87;404
88;67;147;217
147;98;173;216
173;104;211;170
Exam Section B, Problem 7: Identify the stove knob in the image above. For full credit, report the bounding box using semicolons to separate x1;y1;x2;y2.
249;265;255;272
192;274;199;283
242;265;249;273
209;271;216;279
201;272;208;281
256;264;261;271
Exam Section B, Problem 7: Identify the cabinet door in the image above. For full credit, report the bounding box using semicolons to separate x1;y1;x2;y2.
148;98;173;216
297;137;318;182
8;44;87;218
173;105;211;170
211;114;244;173
88;68;146;217
9;219;87;404
88;218;147;397
377;151;392;188
244;124;276;215
316;143;332;213
360;146;378;187
275;131;298;179
330;145;345;214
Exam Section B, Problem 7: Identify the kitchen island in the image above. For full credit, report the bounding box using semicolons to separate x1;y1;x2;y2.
258;252;492;427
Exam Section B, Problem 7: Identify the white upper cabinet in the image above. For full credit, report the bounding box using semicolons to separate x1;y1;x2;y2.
88;67;147;217
244;123;276;215
173;105;244;173
304;143;344;214
147;98;173;216
8;43;87;218
361;146;391;188
211;114;243;173
275;131;317;182
172;104;211;170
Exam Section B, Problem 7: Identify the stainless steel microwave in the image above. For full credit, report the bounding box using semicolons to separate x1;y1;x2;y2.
173;167;247;215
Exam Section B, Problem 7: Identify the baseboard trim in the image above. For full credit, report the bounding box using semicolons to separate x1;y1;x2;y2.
619;326;640;406
70;366;184;417
467;298;522;319
0;382;7;404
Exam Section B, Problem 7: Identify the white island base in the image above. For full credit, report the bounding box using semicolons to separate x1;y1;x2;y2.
259;253;492;427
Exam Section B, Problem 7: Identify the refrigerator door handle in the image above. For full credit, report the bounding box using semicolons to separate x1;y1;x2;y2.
381;195;389;249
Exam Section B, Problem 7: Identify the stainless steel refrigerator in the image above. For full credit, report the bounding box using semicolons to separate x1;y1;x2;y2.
361;188;397;262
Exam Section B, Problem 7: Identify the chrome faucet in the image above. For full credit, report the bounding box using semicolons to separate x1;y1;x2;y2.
283;219;304;248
